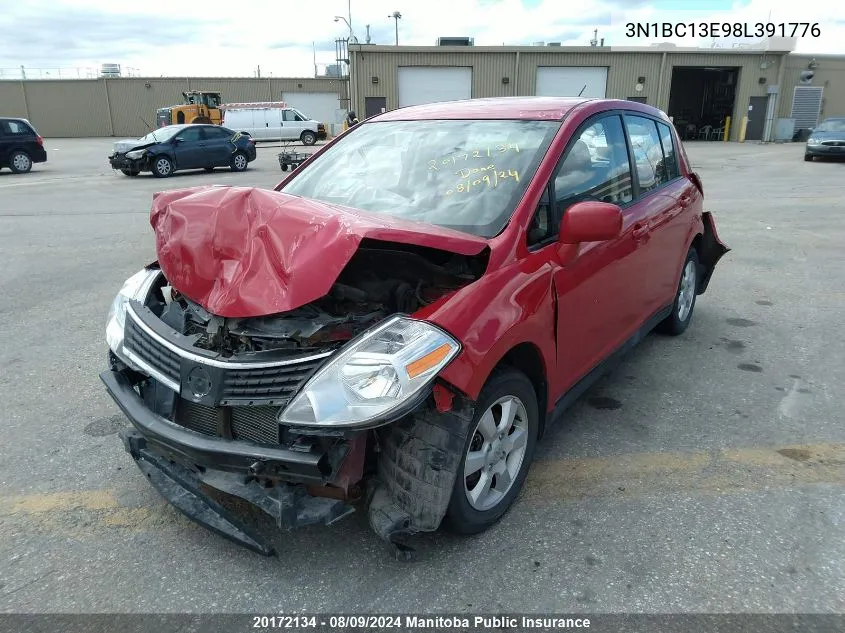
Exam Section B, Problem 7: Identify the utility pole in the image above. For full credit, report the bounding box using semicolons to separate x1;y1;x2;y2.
389;11;402;45
366;24;371;44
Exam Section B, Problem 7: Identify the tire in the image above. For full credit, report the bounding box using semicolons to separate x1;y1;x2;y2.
230;151;248;172
151;156;173;178
120;168;139;177
300;130;317;146
9;150;32;174
657;247;700;336
804;154;813;162
444;368;539;534
192;116;213;124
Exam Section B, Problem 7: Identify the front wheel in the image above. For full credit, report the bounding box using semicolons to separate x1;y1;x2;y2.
300;130;317;146
804;154;813;162
657;247;699;335
151;156;173;178
121;168;139;177
444;368;539;534
230;151;248;172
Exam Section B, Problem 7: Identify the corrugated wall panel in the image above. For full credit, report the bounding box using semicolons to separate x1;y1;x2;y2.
1;78;345;137
0;82;29;119
24;80;111;137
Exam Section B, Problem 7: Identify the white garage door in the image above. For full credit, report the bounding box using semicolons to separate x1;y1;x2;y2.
281;92;341;125
398;67;472;108
535;67;608;98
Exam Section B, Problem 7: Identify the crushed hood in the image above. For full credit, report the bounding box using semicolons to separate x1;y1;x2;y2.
150;186;488;318
114;139;153;153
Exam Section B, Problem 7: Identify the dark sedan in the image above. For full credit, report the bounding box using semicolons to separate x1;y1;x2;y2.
108;124;256;177
805;117;845;161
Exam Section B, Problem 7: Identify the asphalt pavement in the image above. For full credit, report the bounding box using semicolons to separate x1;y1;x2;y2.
0;138;843;615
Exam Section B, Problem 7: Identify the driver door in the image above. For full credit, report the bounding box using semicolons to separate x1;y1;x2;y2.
171;126;206;170
549;114;651;391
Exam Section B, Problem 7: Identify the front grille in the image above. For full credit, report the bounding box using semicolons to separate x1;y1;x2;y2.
821;140;845;146
174;400;281;445
124;316;181;385
175;399;218;436
124;307;329;406
231;406;281;444
221;359;325;405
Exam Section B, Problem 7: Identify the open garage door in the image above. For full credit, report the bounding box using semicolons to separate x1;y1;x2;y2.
535;67;607;98
398;67;472;108
281;92;341;125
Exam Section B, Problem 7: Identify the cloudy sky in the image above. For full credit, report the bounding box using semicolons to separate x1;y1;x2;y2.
0;0;840;79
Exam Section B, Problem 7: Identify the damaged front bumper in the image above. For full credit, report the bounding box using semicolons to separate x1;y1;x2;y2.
101;366;475;559
108;153;145;171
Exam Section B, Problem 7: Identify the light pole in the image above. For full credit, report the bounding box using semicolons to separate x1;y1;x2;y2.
334;16;356;42
389;11;402;45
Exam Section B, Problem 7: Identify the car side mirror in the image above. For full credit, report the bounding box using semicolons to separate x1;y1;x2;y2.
559;201;623;244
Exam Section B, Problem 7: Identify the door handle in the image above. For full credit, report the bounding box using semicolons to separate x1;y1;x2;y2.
679;193;692;207
632;222;649;238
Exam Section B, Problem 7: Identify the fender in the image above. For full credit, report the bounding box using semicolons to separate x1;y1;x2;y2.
415;259;556;404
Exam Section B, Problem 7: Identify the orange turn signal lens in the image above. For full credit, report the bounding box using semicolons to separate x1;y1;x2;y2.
405;343;452;379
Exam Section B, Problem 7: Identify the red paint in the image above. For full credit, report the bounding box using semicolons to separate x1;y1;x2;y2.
150;186;486;318
432;383;455;413
152;98;728;414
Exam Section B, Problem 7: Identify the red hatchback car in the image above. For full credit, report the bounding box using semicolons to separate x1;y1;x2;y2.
101;97;728;559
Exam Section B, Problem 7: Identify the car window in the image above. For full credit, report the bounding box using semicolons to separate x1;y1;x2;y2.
1;120;32;136
280;119;559;238
625;115;669;192
527;188;554;247
176;127;204;142
815;119;845;133
282;110;298;122
553;115;633;216
656;122;680;180
205;126;232;139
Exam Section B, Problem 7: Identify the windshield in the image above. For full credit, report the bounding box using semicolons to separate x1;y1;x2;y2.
280;119;559;237
816;119;845;133
139;127;179;143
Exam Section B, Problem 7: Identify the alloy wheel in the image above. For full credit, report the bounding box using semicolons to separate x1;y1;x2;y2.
677;260;697;321
464;396;529;511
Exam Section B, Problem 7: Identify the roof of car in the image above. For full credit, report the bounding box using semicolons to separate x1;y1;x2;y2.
372;97;595;122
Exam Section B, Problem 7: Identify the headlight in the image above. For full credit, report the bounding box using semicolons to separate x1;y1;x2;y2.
278;316;460;428
106;268;160;365
806;138;820;146
125;149;146;159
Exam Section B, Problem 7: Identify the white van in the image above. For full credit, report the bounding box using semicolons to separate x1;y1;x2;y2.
221;103;325;145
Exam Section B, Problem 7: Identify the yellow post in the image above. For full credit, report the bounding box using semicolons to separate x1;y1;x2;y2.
723;116;731;142
738;116;749;143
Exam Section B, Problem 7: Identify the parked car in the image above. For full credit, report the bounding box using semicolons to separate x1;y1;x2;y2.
100;97;728;559
804;117;845;161
0;117;47;173
222;105;325;145
108;124;256;177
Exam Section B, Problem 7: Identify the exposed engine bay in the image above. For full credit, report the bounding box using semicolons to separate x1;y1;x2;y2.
143;240;486;357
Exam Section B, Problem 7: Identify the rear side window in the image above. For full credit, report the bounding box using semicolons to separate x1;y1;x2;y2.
553;115;633;216
656;122;680;180
1;120;33;136
624;115;669;193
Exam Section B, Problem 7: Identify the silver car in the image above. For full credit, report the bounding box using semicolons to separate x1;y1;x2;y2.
805;117;845;161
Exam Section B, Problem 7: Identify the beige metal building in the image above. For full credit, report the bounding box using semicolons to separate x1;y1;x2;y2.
348;42;845;142
0;76;346;138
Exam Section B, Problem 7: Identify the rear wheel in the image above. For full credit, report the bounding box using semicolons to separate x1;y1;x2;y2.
230;151;248;172
657;247;699;335
300;130;317;146
444;368;539;534
151;156;173;178
9;150;32;174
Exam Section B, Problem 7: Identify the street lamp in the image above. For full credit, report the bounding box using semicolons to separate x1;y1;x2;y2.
389;11;402;45
334;16;357;43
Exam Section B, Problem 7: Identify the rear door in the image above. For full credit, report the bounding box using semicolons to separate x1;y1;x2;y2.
622;114;692;314
199;126;235;166
549;113;650;388
0;120;10;165
171;126;206;169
